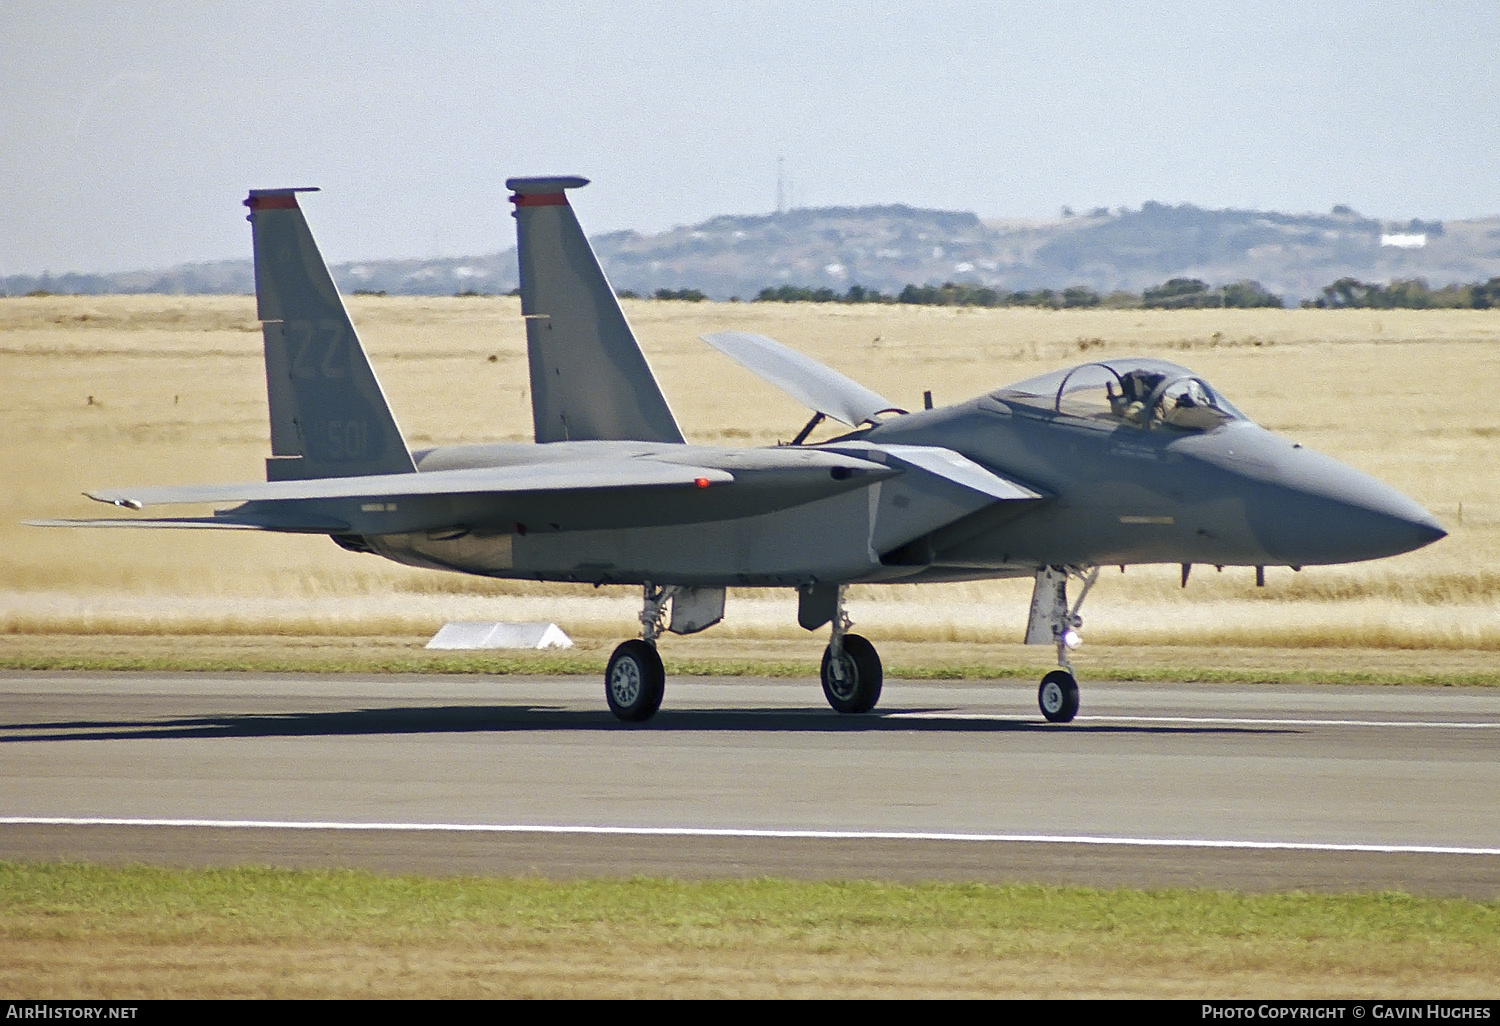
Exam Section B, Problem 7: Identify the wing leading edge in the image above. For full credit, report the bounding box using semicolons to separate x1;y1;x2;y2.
84;460;734;509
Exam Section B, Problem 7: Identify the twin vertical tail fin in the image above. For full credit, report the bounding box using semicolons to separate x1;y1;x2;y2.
508;177;684;444
245;189;416;481
246;179;680;475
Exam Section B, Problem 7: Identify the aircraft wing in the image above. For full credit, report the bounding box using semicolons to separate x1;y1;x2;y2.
39;447;898;535
83;460;735;509
701;331;901;426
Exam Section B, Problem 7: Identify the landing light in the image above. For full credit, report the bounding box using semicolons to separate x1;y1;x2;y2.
1062;629;1081;650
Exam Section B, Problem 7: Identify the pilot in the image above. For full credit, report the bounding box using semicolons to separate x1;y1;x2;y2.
1161;379;1224;429
1110;370;1163;425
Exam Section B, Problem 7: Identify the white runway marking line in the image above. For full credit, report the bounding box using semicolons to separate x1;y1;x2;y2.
885;712;1500;729
1;817;1497;857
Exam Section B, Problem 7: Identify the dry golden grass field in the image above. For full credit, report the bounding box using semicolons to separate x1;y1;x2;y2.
3;295;1498;671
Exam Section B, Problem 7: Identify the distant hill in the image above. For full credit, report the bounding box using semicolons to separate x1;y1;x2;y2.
7;202;1499;302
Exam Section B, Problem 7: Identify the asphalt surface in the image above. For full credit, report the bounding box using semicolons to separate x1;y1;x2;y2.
2;670;1497;897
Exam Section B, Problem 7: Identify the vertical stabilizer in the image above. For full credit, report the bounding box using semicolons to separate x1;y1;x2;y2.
245;189;416;481
508;177;684;444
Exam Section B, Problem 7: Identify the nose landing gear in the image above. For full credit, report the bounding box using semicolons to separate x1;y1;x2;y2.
1038;669;1080;723
1026;565;1097;723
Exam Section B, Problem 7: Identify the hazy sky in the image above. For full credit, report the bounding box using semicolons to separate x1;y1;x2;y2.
4;0;1497;274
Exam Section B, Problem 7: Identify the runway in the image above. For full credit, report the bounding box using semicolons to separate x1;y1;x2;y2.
2;670;1497;897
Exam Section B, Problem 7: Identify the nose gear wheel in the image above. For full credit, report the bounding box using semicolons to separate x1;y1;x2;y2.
1038;669;1079;723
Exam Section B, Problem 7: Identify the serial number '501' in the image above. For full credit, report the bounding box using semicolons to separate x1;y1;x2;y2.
312;419;369;460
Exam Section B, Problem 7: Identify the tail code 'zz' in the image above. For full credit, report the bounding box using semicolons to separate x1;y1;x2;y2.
245;188;415;481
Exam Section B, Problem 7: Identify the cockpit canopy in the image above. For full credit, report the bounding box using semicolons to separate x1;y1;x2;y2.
993;358;1246;431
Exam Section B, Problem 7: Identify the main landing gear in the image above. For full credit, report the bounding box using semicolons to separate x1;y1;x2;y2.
604;581;884;723
605;638;665;721
605;572;1095;723
819;586;882;714
606;581;670;721
605;583;725;722
1025;565;1098;723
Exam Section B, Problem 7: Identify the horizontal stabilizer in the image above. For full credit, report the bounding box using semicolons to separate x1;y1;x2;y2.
872;445;1042;501
86;460;736;508
701;331;900;426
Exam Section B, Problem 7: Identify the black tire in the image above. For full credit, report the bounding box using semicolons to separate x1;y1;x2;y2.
821;633;883;713
1038;669;1079;723
605;640;665;722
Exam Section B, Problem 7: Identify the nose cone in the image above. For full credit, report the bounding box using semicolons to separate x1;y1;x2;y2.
1203;429;1447;565
1276;476;1447;563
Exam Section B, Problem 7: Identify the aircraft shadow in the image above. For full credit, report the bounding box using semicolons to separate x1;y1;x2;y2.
0;705;1293;743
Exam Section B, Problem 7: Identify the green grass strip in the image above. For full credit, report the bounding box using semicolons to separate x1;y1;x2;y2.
4;861;1498;945
2;651;1498;687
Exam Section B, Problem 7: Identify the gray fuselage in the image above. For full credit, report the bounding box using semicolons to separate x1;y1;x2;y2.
357;380;1444;588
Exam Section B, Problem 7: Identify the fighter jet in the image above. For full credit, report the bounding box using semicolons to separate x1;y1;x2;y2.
35;177;1446;723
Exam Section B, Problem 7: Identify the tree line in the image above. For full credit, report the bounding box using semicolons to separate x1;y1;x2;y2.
1309;277;1500;309
728;275;1500;310
750;278;1283;309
